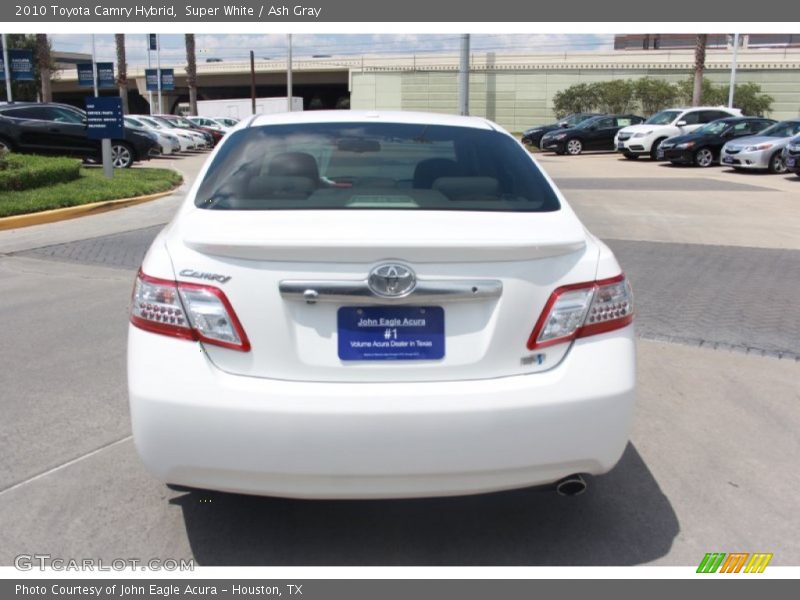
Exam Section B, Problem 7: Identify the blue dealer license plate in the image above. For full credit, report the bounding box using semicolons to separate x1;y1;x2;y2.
338;306;444;361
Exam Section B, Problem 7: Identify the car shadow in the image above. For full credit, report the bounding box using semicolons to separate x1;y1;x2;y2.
171;443;679;566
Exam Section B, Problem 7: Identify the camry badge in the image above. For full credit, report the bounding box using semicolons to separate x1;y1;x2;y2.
179;269;232;284
367;263;416;297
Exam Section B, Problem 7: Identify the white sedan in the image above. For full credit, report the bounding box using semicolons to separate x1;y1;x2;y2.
132;115;203;151
127;110;635;499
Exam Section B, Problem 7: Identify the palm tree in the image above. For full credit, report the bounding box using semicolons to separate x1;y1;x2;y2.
692;34;708;106
35;34;51;102
115;34;129;113
185;34;198;116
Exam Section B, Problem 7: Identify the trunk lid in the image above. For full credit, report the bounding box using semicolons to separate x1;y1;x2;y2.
166;208;599;382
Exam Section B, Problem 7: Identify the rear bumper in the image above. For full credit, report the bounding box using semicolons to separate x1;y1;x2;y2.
127;325;636;499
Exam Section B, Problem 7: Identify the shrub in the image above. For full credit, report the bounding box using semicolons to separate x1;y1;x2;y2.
635;78;680;115
0;154;81;192
594;80;637;114
724;82;774;116
675;77;774;116
553;83;600;118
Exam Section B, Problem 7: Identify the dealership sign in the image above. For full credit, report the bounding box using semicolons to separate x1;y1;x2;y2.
0;49;34;81
145;68;175;91
85;96;124;140
77;62;116;88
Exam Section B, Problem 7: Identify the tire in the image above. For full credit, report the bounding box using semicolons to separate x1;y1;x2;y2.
0;136;15;152
623;153;639;160
768;152;787;174
694;147;715;168
565;138;583;155
650;138;667;160
521;138;532;146
111;142;135;168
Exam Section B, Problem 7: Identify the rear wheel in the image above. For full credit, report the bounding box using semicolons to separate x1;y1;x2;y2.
650;138;666;160
768;152;787;174
565;138;583;155
694;147;714;168
111;142;135;168
0;136;14;152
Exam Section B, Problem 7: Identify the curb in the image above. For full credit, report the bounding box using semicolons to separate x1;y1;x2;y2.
0;188;178;231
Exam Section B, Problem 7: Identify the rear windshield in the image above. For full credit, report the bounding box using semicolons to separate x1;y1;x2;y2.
194;122;560;212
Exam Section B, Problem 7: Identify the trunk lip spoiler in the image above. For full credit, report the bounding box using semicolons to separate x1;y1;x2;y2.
279;278;503;305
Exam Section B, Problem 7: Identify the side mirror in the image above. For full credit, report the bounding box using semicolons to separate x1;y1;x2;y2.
558;122;568;128
721;129;733;138
676;120;688;127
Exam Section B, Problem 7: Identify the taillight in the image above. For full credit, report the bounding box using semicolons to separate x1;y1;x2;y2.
130;270;250;352
527;274;633;350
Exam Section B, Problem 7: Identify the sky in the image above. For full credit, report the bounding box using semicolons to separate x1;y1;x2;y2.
48;34;615;67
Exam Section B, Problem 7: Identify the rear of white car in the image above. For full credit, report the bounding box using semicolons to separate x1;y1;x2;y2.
127;111;635;499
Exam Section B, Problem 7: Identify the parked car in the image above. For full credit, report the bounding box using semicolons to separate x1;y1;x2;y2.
540;114;644;155
124;116;180;156
615;107;743;160
155;114;221;146
0;102;156;168
132;115;205;151
212;117;240;128
187;116;229;132
659;117;776;167
781;135;800;176
128;110;636;500
720;119;800;173
520;112;603;147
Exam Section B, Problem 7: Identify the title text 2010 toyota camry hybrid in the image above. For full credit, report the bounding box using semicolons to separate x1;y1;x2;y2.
127;111;635;500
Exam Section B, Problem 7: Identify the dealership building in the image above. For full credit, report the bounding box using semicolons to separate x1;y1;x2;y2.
51;34;800;131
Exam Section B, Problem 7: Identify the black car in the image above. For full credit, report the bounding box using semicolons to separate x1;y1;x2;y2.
783;135;800;176
520;112;603;147
0;102;157;168
540;114;645;155
659;117;776;167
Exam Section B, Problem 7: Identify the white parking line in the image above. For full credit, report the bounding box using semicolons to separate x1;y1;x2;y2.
0;435;133;498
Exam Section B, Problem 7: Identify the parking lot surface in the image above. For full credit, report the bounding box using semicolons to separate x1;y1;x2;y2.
1;151;798;566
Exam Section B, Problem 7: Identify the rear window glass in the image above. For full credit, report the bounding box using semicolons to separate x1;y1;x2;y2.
194;122;560;212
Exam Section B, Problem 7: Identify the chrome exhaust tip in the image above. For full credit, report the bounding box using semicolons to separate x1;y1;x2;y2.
555;474;587;497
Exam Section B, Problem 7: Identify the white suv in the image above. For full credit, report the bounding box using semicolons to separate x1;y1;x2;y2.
615;107;742;159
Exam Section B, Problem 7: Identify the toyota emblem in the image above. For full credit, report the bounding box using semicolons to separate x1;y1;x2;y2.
367;263;416;297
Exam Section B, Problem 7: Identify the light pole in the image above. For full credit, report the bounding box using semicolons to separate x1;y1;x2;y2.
2;34;12;102
728;33;740;108
287;34;293;112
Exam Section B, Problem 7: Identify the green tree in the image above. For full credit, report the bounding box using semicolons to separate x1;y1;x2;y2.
594;79;636;114
634;77;679;116
676;76;726;106
552;83;599;117
723;82;774;116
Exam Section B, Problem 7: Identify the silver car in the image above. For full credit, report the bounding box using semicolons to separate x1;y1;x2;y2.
721;120;800;173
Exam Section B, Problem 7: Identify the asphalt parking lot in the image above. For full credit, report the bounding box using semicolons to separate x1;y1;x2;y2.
0;150;798;566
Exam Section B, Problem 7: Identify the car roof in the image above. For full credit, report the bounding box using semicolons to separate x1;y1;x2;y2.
248;110;497;131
